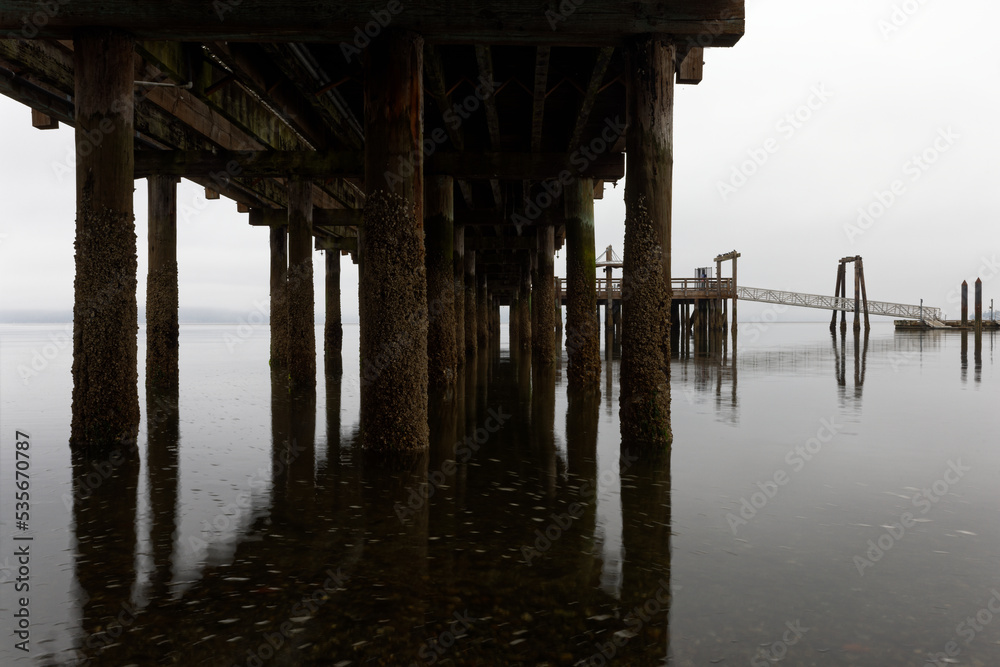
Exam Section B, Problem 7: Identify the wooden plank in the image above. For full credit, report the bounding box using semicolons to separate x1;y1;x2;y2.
474;45;503;209
0;2;745;46
677;46;704;84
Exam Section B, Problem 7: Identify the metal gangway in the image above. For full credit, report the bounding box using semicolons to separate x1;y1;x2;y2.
737;286;945;325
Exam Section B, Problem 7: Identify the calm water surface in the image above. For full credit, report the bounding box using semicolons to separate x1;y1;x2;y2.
0;322;998;666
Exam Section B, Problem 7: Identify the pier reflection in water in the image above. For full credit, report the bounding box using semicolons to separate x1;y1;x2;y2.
3;323;999;665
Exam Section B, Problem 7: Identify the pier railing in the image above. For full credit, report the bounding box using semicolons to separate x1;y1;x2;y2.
557;277;735;301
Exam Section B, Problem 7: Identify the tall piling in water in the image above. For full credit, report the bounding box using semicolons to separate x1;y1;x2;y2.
975;277;983;334
269;226;288;368
453;224;466;366
425;175;457;387
70;29;139;450
324;249;343;375
359;31;428;454
464;246;478;357
477;272;489;348
961;280;968;326
518;264;532;351
565;178;601;389
619;37;673;450
146;175;179;389
533;226;556;364
286;179;315;388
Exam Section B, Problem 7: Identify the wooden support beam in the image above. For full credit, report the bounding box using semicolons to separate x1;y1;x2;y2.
205;187;220;200
620;37;675;450
359;30;428;454
146;175;179;390
70;28;140;451
425;175;457;388
677;46;704;84
424;44;475;209
324;249;343;375
31;108;59;129
269;225;288;368
567;46;615;152
286;179;316;388
0;2;746;46
134;149;625;181
565;177;600;390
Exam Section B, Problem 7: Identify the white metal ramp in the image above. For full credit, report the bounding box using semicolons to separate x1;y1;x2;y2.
736;286;942;322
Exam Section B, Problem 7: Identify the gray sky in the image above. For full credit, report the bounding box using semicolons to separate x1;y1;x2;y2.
1;0;998;322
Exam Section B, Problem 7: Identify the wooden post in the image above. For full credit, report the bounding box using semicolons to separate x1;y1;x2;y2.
859;257;870;331
533;226;556;364
286;179;315;388
620;37;673;449
606;246;614;353
146;175;179;390
464;246;477;357
715;257;722;332
961;280;968;325
554;277;563;347
839;262;847;332
425;175;457;387
269;225;288;368
477;271;489;347
324;249;342;375
853;256;861;332
830;262;843;332
518;263;532;351
976;277;983;334
70;29;139;450
565;177;601;389
509;287;520;350
454;224;466;365
360;29;428;453
732;254;738;335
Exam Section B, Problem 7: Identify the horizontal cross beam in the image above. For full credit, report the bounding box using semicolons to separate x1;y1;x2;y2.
0;2;744;47
135;149;624;181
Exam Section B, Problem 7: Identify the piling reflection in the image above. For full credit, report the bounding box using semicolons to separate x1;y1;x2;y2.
146;387;180;603
70;443;140;662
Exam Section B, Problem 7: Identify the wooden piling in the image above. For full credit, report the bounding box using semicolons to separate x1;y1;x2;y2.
324;249;342;376
464;246;477;357
975;277;983;334
533;225;556;364
961;280;968;325
565;177;601;389
453;224;465;365
477;271;489;347
518;264;532;351
269;225;288;368
360;30;428;454
853;256;861;332
425;175;457;387
286;179;315;388
70;28;139;450
620;37;673;449
146;175;179;390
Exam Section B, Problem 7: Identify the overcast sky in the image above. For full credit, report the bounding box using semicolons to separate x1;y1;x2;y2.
1;0;998;322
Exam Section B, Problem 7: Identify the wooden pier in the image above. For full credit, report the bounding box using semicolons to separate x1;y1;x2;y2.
0;1;747;454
